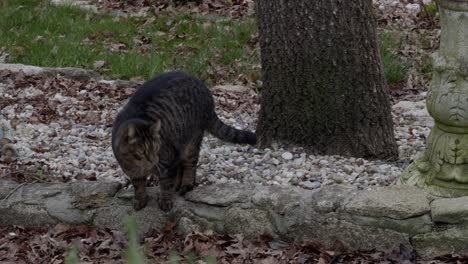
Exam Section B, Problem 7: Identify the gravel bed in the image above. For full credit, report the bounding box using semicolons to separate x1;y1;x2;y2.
199;99;431;189
0;0;437;188
0;68;432;190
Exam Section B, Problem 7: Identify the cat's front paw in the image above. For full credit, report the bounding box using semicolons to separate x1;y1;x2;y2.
158;196;174;212
133;196;147;211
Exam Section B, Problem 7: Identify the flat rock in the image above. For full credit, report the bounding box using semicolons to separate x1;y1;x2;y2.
310;185;358;213
0;204;57;227
5;183;67;206
46;67;98;80
186;202;226;222
4;179;468;257
251;184;306;214
94;187;170;235
71;181;121;197
224;208;274;238
71;181;121;209
431;196;468;224
412;227;468;259
176;217;202;234
346;214;433;235
345;185;432;219
212;85;250;93
287;217;412;252
0;180;19;199
184;183;255;206
98;79;139;88
0;63;44;75
46;194;93;224
0;63;98;80
50;0;99;12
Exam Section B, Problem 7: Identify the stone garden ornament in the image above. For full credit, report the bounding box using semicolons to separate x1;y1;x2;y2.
399;0;468;196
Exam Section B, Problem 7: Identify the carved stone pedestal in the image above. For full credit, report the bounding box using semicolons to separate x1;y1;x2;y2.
399;0;468;197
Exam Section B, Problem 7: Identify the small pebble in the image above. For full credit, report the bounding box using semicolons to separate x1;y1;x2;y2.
281;152;293;160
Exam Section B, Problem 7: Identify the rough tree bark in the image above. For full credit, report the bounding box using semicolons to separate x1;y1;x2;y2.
255;0;398;160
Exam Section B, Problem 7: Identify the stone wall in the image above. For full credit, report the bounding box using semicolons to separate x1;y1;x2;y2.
1;180;467;259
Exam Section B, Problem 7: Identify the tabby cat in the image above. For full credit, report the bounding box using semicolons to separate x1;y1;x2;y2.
112;71;256;212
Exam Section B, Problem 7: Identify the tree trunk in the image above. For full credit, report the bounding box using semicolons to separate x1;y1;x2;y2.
255;0;398;160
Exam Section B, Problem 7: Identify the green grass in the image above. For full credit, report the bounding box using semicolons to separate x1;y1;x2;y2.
0;0;405;86
379;32;408;85
0;0;258;84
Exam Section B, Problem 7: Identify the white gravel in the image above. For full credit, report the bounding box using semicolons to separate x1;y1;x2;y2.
3;0;437;192
197;108;430;189
1;67;432;190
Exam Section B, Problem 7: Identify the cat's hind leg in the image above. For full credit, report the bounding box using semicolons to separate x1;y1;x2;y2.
179;135;203;195
156;165;177;212
175;164;184;192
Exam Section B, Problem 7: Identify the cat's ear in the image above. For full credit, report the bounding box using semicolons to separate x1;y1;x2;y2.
151;120;161;135
127;123;138;144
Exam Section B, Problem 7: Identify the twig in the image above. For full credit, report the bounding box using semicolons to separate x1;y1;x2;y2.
1;182;27;202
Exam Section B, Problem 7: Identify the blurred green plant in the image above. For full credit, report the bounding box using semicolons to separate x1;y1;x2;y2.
123;216;146;264
64;244;79;264
425;2;438;17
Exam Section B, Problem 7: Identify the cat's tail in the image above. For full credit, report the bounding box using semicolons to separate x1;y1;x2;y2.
208;115;257;145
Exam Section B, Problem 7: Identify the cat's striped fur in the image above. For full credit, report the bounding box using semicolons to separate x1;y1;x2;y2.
112;72;256;211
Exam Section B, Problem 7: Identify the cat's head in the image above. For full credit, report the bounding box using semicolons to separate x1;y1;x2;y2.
113;119;161;178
